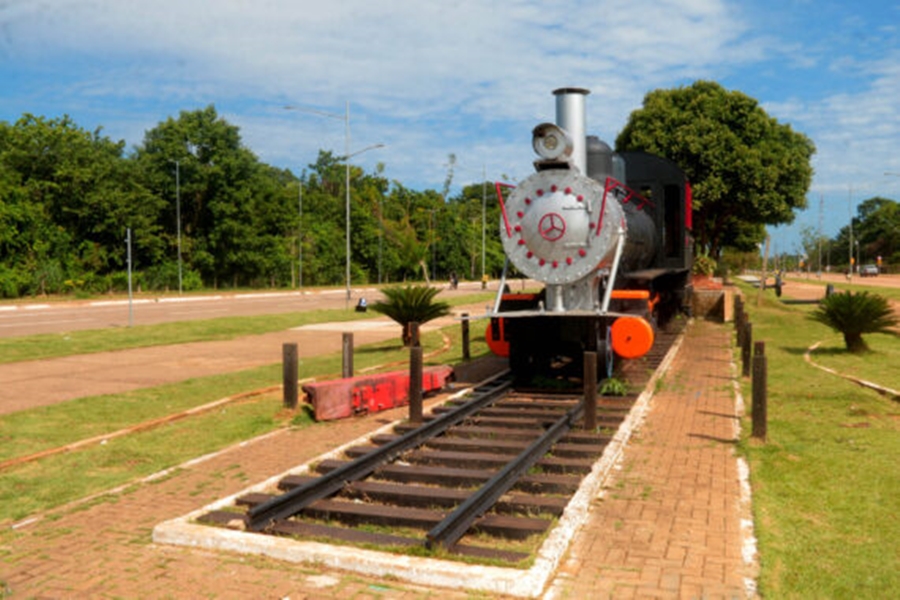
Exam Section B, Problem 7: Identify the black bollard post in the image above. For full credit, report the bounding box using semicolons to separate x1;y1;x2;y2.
752;341;767;441
409;344;423;423
742;322;752;378
583;351;597;431
342;332;354;379
461;313;470;361
282;343;298;409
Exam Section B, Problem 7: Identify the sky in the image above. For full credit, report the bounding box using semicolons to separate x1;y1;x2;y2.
2;0;900;258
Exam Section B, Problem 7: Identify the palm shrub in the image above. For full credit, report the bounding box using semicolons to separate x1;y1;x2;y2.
370;285;451;346
809;290;899;353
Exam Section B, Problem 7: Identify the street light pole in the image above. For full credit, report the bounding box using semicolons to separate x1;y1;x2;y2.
341;141;385;305
297;175;303;290
345;101;351;308
284;101;382;308
481;165;486;283
171;160;183;294
848;186;854;280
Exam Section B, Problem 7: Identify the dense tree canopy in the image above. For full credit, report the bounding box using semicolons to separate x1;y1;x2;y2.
832;196;900;270
0;107;507;298
616;80;815;258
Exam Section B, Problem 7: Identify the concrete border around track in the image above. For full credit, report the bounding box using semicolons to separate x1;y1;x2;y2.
153;323;689;598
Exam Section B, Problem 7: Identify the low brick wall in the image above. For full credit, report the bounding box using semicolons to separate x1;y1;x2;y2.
692;287;734;322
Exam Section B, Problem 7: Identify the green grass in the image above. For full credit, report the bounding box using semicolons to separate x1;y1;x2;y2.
0;291;495;364
809;333;900;391
736;283;900;598
0;324;490;524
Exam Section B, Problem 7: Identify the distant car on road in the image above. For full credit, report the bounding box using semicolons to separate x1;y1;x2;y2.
860;264;879;277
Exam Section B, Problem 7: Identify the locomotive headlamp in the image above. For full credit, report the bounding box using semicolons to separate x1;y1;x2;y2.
532;123;573;162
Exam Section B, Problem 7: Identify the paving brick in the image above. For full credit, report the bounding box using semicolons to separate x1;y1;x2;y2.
3;319;757;599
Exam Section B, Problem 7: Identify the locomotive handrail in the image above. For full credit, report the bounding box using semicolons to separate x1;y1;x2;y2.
600;227;627;314
495;181;516;238
596;177;653;236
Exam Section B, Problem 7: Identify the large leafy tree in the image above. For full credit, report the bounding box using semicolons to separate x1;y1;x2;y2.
616;81;815;258
0;115;162;296
134;106;296;288
832;197;900;268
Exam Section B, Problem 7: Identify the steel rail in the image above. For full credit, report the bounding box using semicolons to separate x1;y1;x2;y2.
247;374;513;531
425;396;585;550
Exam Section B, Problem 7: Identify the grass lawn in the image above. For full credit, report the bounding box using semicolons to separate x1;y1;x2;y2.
0;291;495;364
737;284;900;598
0;324;490;523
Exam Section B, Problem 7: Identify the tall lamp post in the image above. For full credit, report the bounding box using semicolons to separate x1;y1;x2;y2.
283;102;383;308
342;143;385;306
170;160;183;294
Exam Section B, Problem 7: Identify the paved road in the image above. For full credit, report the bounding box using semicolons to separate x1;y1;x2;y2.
0;281;494;338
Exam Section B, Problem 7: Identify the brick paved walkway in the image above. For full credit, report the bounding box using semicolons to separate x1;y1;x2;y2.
1;319;755;599
546;318;755;599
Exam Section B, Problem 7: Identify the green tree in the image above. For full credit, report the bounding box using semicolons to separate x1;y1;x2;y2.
134;106;297;288
831;197;900;272
810;291;899;353
616;81;815;258
0;115;162;296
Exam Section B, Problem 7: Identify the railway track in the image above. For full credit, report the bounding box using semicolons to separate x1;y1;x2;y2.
197;327;681;564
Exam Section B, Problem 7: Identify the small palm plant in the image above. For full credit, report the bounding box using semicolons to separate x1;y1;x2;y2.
809;290;899;353
370;285;451;346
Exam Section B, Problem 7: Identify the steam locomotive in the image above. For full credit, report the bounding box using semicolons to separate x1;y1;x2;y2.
485;88;693;384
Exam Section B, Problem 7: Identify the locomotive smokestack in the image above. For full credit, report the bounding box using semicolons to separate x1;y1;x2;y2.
553;87;590;174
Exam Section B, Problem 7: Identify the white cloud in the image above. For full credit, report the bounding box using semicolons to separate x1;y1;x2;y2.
3;0;900;248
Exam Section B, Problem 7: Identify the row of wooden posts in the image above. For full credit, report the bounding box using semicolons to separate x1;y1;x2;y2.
280;314;477;423
734;295;767;441
280;303;768;437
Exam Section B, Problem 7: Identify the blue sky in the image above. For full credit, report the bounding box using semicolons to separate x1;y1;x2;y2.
2;0;900;257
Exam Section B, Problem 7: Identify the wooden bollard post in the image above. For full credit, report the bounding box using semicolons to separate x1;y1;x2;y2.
741;322;752;378
752;341;767;441
461;313;470;361
583;351;597;431
342;332;354;379
409;344;423;423
282;342;298;409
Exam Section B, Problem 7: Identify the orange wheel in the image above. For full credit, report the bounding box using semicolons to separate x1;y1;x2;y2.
610;317;654;359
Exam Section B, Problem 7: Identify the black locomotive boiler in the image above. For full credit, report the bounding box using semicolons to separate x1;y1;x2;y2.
485;87;693;384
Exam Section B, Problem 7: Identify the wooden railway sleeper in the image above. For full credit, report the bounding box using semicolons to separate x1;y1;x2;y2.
247;374;513;531
425;397;585;551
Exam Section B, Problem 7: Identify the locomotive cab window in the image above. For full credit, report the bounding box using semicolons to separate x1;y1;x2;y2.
664;184;682;260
